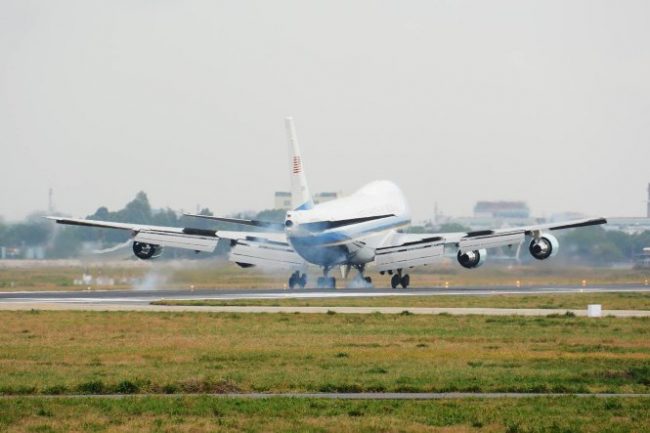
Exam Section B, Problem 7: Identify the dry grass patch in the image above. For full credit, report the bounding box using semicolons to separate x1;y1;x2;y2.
155;291;650;310
0;311;649;395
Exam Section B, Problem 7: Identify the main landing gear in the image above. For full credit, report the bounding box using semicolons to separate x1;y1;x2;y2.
288;271;307;289
316;267;336;289
387;269;410;289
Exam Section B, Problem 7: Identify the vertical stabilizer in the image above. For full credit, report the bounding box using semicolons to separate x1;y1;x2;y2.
285;117;314;210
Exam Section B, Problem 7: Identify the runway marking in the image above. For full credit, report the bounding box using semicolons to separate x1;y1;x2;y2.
1;392;648;400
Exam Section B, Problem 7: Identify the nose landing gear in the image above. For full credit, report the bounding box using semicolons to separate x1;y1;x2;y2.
347;264;373;288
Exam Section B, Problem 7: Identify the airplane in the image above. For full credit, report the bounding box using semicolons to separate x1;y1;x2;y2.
46;118;607;289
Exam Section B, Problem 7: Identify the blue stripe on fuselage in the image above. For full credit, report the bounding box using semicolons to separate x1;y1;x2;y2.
287;217;409;251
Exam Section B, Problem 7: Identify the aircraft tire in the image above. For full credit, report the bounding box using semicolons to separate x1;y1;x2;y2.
391;274;400;289
317;277;334;289
289;271;301;289
400;274;410;289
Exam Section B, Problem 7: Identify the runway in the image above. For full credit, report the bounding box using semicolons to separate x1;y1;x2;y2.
1;284;649;305
1;285;649;316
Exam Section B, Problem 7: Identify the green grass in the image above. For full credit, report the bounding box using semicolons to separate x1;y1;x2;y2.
0;396;648;432
1;311;649;396
153;291;650;310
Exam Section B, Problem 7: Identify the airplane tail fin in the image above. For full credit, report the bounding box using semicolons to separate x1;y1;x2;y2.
285;117;314;211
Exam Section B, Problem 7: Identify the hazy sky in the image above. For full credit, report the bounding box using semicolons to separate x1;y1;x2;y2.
1;0;649;222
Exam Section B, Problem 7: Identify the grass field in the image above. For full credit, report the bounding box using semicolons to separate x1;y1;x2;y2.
153;291;650;310
0;260;649;291
1;311;649;396
1;396;649;432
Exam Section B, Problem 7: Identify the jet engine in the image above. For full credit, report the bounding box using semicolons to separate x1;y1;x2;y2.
457;249;487;269
132;241;163;260
528;234;559;260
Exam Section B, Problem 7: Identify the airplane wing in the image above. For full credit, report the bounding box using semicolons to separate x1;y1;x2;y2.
45;217;306;269
45;216;219;251
374;217;607;272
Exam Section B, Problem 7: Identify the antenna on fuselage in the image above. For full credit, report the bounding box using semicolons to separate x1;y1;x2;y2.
285;117;314;211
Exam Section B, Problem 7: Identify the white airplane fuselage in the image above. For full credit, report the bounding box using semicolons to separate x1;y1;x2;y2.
285;180;411;267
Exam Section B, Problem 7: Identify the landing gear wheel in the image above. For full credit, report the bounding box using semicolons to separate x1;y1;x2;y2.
400;274;410;289
288;271;299;289
317;277;336;289
289;271;306;289
364;276;372;284
391;274;400;289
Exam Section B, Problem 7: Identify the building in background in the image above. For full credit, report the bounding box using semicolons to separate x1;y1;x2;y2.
635;247;650;269
473;201;530;219
274;191;341;210
314;192;340;205
274;192;291;210
603;217;650;234
436;200;538;231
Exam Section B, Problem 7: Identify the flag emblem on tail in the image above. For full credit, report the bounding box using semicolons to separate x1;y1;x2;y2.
292;156;302;174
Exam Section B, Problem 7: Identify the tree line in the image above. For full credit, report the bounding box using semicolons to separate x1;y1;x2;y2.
0;192;648;264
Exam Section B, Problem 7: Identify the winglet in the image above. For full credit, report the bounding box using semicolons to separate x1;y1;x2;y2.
285;117;314;211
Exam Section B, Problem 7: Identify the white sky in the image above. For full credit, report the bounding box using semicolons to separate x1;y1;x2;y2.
1;0;649;222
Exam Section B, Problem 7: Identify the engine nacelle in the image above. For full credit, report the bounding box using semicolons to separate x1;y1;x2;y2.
528;234;559;260
132;241;163;260
457;249;487;269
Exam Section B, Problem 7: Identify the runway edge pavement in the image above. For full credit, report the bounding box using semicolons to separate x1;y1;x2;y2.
1;302;650;317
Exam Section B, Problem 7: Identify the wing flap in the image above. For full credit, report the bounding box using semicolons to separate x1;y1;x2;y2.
458;232;524;251
134;232;218;252
229;238;306;269
375;239;445;271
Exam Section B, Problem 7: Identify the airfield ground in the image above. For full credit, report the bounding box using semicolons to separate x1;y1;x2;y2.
154;291;650;310
1;262;649;432
1;310;649;396
1;396;649;432
0;260;648;291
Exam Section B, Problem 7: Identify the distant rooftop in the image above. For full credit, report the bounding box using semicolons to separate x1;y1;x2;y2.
474;201;530;218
